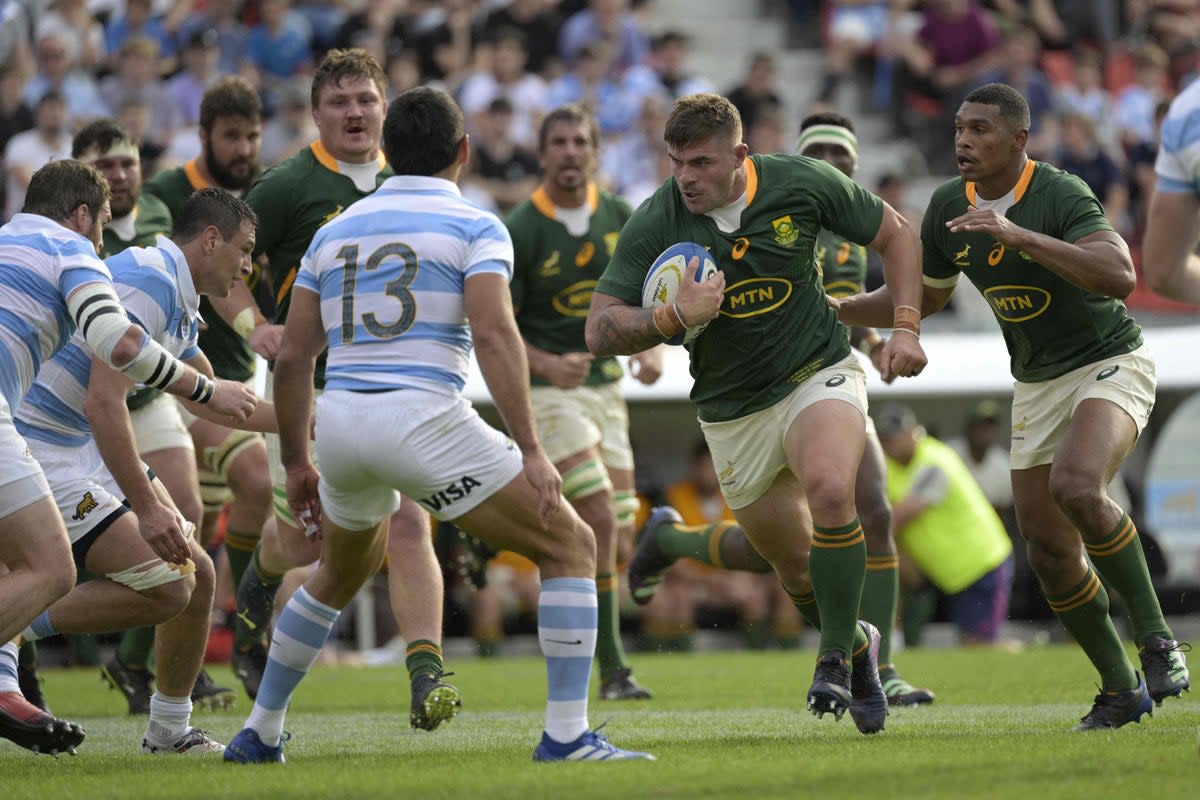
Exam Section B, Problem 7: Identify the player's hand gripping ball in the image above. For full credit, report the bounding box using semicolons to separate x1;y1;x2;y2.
641;242;719;346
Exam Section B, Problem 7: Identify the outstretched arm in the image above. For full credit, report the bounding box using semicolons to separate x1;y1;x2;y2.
1142;188;1200;305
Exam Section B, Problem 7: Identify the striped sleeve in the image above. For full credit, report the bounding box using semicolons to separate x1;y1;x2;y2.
465;212;514;281
1154;85;1200;197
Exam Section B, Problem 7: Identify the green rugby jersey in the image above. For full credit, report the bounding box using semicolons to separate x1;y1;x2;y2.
922;160;1142;383
596;153;884;422
106;193;174;411
144;159;255;383
507;182;631;387
816;228;868;298
245;142;392;388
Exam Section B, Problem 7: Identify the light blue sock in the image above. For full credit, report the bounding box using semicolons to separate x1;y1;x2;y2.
21;611;56;643
243;586;339;747
0;641;19;693
538;577;598;743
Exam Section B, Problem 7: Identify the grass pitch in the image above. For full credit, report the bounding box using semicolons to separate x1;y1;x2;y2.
2;646;1196;799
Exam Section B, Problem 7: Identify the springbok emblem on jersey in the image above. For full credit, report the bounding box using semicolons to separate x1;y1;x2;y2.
954;243;971;266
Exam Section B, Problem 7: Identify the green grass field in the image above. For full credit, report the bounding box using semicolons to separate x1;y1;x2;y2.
3;646;1197;799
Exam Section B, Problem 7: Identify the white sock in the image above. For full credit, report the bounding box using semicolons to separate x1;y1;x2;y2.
147;693;192;741
0;641;19;693
538;577;598;743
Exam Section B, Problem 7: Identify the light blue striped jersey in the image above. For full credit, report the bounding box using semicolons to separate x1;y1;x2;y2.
0;213;113;409
296;175;514;394
1156;76;1200;196
15;236;201;447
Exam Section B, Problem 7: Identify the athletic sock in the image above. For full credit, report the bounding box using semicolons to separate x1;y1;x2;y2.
595;573;629;677
1046;567;1137;691
784;587;869;652
20;611;57;643
538;577;597;743
656;520;770;571
862;552;900;666
809;519;867;657
405;640;444;680
117;626;156;671
17;641;36;669
901;587;936;647
235;542;284;652
245;586;339;747
147;693;192;742
224;528;259;594
0;642;19;693
1086;513;1173;643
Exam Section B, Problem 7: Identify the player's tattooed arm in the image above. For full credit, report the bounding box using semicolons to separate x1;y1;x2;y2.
585;292;675;356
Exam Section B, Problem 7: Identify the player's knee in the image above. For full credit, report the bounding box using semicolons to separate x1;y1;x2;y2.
238;473;274;518
189;547;216;597
1025;537;1081;579
572;490;616;545
539;516;596;576
144;575;195;619
804;473;855;521
44;559;77;605
772;551;811;592
1047;464;1103;517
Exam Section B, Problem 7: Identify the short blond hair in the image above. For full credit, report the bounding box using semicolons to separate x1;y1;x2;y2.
664;93;742;149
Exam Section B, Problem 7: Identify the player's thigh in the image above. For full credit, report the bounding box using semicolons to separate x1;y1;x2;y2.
1050;399;1140;496
731;469;812;577
782;358;868;510
855;427;893;546
1011;464;1084;560
0;494;73;587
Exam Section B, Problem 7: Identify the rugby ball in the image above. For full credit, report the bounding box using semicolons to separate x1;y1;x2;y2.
641;242;719;346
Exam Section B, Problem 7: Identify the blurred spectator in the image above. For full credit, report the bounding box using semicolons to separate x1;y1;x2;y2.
293;0;348;52
559;0;649;77
479;0;564;77
946;400;1013;519
166;29;222;130
1113;43;1170;150
261;78;318;165
459;27;548;148
115;95;166;176
245;0;314;93
3;91;70;221
816;1;895;107
0;66;34;217
384;48;421;102
745;101;787;155
177;1;249;76
103;0;179;67
890;0;1004;139
988;24;1055;158
546;40;639;135
876;404;1014;646
0;0;34;76
464;96;539;215
600;91;668;198
622;140;670;208
726;51;782;132
875;171;921;227
23;30;106;126
626;30;714;100
412;0;475;86
1054;112;1129;235
335;0;414;68
1054;49;1115;146
1126;98;1172;241
37;0;106;73
99;37;178;153
1025;0;1121;53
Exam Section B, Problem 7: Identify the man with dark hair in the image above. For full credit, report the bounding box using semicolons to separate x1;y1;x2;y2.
144;76;274;697
629;110;934;706
506;104;656;701
587;92;927;733
0;173;257;756
225;86;652;765
236;49;457;730
69;117;235;714
837;82;1189;730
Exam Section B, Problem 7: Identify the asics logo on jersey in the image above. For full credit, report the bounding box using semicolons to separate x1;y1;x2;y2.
575;242;595;267
771;215;799;246
732;237;750;260
72;491;99;521
983;285;1051;323
603;231;620;256
1096;366;1120;380
988;243;1006;266
420;475;483;512
954;243;971;265
721;277;792;318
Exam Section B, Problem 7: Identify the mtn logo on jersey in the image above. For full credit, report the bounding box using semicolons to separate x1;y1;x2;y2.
420;475;483;513
720;277;792;318
73;491;99;521
552;280;597;318
772;216;799;246
983;285;1051;322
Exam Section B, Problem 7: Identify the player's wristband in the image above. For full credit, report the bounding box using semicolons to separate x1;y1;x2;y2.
671;302;690;329
232;307;257;339
188;373;215;404
652;305;685;339
893;304;921;338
